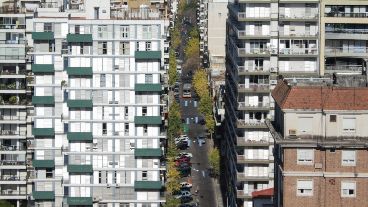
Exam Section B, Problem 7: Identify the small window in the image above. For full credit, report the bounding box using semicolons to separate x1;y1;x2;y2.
44;23;52;32
341;181;356;197
142;171;148;180
145;41;151;51
136;42;140;51
120;204;129;207
102;123;107;135
75;25;80;34
46;168;53;178
143;125;148;135
119;41;130;55
142;107;147;116
297;180;313;196
145;74;153;83
120;25;129;39
330;115;336;122
124;123;129;135
297;149;314;164
97;25;107;38
343;118;356;132
124;107;128;117
98;171;102;184
342;150;356;166
98;41;107;55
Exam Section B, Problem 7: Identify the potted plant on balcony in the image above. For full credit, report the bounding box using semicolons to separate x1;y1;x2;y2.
7;82;16;90
61;80;67;88
9;96;18;105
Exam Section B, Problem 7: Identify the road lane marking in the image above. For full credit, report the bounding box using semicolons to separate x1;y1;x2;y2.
202;170;206;177
194;101;197;107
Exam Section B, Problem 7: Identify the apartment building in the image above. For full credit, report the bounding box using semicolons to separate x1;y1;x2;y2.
269;80;368;207
0;12;29;207
225;0;321;206
320;0;368;75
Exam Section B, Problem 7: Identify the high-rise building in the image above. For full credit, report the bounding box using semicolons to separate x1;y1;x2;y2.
0;0;169;206
269;80;368;207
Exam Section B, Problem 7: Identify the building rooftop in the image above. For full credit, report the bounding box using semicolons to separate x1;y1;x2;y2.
272;80;368;110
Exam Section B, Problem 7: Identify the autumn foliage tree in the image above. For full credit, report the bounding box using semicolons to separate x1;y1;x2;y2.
168;49;177;87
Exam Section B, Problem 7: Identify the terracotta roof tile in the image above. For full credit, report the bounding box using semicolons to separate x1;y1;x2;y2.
272;80;368;110
251;188;274;198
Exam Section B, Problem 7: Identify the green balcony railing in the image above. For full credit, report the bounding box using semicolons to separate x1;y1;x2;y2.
134;181;162;190
31;64;54;73
32;128;54;136
67;164;93;173
32;96;54;105
66;67;93;76
135;51;161;60
67;132;93;141
67;100;93;108
67;34;93;43
67;197;93;205
135;148;162;157
134;83;162;92
32;32;54;40
32;160;55;168
134;116;162;125
33;191;55;200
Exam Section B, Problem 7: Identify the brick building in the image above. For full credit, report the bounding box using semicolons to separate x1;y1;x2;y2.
268;80;368;207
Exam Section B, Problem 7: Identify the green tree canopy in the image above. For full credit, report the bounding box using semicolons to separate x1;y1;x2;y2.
208;148;220;177
168;49;178;87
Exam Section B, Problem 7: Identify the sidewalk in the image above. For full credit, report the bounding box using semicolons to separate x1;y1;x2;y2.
209;139;224;207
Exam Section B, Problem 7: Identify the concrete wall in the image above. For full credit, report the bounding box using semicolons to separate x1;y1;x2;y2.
207;0;228;58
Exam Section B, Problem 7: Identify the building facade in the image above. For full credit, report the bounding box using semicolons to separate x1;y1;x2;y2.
0;0;169;206
269;80;368;207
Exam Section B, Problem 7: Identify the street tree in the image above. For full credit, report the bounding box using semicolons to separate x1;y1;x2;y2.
168;102;181;140
208;148;220;178
199;93;212;117
171;26;181;50
184;37;199;61
166;159;181;193
205;114;215;134
165;196;181;207
168;49;177;87
192;69;208;98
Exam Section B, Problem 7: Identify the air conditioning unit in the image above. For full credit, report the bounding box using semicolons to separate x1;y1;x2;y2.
93;197;99;202
116;184;120;188
113;132;119;136
289;129;297;136
270;67;277;73
114;65;119;70
270;80;277;85
107;184;111;188
314;163;322;169
271;49;277;55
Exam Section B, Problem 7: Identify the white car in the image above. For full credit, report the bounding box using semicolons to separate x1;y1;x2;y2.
174;190;192;199
180;182;193;189
178;152;193;158
175;136;190;144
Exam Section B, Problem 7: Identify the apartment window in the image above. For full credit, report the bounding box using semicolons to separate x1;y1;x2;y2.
142;171;148;180
102;123;107;135
124;123;129;135
298;117;313;133
98;25;107;38
136;42;140;51
297;180;313;196
330;115;337;122
341;181;356;197
98;42;107;55
255;58;263;70
145;41;151;51
44;23;52;32
119;42;130;55
142;107;147;116
94;7;99;19
75;25;80;34
145;74;153;83
99;171;102;184
100;74;106;87
120;204;129;207
143;125;148;135
98;204;107;207
342;150;356;166
46;168;53;178
124;107;128;117
297;149;314;164
142;25;152;39
343;118;356;132
114;171;117;184
120;26;129;38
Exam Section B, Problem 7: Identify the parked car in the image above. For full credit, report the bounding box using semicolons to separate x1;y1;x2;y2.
175;156;190;163
197;136;206;145
176;161;191;167
180;195;193;203
180;182;193;189
199;119;205;125
176;141;189;150
175;191;192;199
178;152;193;158
175;136;190;144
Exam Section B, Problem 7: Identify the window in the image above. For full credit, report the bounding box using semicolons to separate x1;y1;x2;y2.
46;168;53;178
343;118;356;132
145;74;153;83
124;107;128;117
136;42;140;51
298;117;313;134
341;181;356;197
145;41;151;51
94;7;99;19
98;26;108;38
142;107;147;116
102;123;107;135
120;26;129;38
99;171;102;183
297;149;314;164
143;125;148;135
120;204;129;207
142;171;148;180
100;74;106;87
297;180;313;196
342;150;356;166
98;42;107;55
330;115;336;122
119;42;130;55
75;25;80;34
44;23;52;32
142;25;152;39
124;123;129;135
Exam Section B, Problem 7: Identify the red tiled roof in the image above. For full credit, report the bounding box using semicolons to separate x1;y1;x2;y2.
272;80;368;110
252;188;274;198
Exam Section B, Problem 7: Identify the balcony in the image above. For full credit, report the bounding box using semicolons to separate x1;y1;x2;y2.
67;197;93;205
32;128;54;137
279;13;318;21
325;65;363;73
237;173;269;182
237;102;270;111
236;190;252;199
325;12;368;18
66;34;92;43
135;51;161;60
232;24;270;40
32;160;55;168
67;132;93;142
237;155;270;164
31;64;54;74
67;164;93;173
0;189;27;199
134;181;162;190
0;145;26;152
135;148;162;158
238;47;271;58
0;161;26;169
228;5;270;22
66;67;93;76
236;119;268;129
0;176;26;184
237;84;270;93
67;99;93;108
134;116;162;125
324;47;368;58
32;32;54;41
32;96;54;105
134;83;162;92
32;191;54;200
279;31;318;39
279;48;318;57
237;137;270;147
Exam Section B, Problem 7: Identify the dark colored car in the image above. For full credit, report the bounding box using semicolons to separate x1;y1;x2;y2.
176;141;188;150
181;195;193;203
199;119;205;125
175;160;191;167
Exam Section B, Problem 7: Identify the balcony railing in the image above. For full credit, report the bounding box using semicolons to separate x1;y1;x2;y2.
110;8;167;20
0;25;26;30
325;47;368;55
238;48;270;56
0;190;26;195
237;119;268;128
279;48;318;55
238;102;270;109
0;145;25;151
325;12;368;18
238;83;270;91
0;176;26;181
325;65;363;72
237;155;270;163
0;161;26;165
0;70;27;75
0;130;23;136
0;55;25;61
237;137;270;146
238;12;270;20
279;13;318;20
